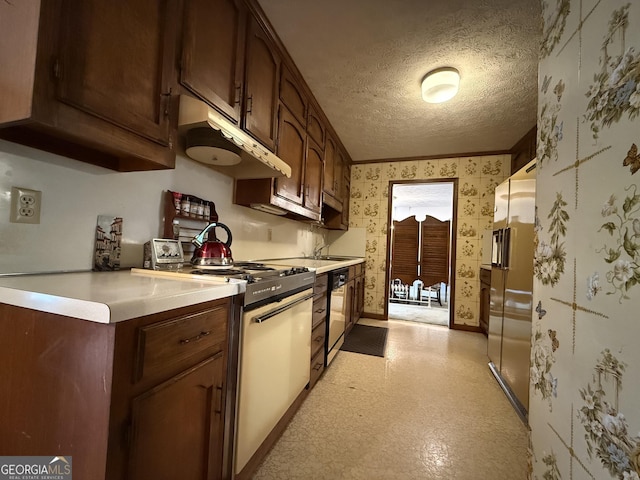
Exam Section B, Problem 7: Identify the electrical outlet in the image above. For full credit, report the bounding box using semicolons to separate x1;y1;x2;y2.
267;228;273;241
10;187;41;224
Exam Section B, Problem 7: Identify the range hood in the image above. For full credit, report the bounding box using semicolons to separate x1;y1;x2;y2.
178;95;291;179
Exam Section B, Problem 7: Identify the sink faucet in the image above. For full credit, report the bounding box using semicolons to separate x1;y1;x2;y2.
312;244;329;259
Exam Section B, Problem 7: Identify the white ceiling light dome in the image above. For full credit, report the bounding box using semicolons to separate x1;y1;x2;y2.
421;67;460;104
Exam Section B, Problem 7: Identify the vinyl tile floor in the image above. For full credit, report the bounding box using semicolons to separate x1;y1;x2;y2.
251;318;529;480
388;302;450;326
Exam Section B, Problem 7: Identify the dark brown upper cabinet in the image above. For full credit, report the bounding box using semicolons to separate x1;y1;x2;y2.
273;104;322;215
323;134;337;197
323;132;344;209
0;0;178;171
274;106;306;205
304;137;324;214
242;16;280;151
307;104;326;147
179;0;247;124
279;65;308;127
510;125;537;174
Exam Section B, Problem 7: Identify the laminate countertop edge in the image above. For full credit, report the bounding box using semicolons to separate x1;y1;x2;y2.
0;270;245;324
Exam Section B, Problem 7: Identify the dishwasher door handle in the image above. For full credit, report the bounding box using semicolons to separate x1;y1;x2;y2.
254;292;315;323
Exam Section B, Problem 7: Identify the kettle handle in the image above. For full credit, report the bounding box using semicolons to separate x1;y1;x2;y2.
212;222;232;248
191;221;233;248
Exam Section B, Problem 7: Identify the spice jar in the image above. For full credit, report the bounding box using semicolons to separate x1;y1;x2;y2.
189;196;199;218
181;195;191;216
171;191;182;215
196;198;204;219
172;219;180;240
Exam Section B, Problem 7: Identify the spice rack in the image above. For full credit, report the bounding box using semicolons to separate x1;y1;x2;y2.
163;191;219;258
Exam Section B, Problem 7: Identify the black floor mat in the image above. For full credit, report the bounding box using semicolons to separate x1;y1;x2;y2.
340;324;388;357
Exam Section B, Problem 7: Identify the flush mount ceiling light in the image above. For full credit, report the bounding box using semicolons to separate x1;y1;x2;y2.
421;67;460;104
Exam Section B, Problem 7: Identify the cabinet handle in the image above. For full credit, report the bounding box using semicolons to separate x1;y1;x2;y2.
312;362;323;371
305;184;310;198
246;95;253;114
179;330;211;344
314;335;324;342
214;384;223;414
161;88;172;118
314;307;325;314
234;83;241;105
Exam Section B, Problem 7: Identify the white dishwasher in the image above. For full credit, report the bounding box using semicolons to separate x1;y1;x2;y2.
234;287;313;475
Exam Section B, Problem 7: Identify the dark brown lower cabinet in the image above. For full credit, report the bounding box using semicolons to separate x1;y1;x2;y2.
309;273;328;389
0;296;240;480
349;262;365;329
128;354;225;480
354;271;365;323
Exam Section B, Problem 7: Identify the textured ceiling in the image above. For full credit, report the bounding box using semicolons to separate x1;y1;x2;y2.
257;0;541;162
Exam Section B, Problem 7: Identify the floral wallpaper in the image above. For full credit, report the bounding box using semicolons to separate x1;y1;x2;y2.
349;155;511;327
530;1;640;479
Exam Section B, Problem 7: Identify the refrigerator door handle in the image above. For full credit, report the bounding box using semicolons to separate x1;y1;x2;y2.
502;227;511;270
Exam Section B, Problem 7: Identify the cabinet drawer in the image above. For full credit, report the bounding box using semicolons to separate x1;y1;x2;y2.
312;296;328;329
313;274;328;297
135;306;227;384
309;348;325;389
311;320;326;359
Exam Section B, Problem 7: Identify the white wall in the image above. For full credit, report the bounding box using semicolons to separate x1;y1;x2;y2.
0;140;329;274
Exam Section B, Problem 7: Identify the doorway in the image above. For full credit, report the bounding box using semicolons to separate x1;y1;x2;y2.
386;180;457;327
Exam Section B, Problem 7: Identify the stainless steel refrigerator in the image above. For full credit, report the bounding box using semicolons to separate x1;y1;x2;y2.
487;159;536;421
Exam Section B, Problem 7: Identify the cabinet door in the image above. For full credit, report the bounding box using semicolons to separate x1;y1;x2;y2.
323;134;337;197
274;106;305;205
180;0;246;124
56;0;174;146
307;105;325;146
243;17;279;151
356;273;364;321
280;65;308;127
304;138;324;213
128;354;225;480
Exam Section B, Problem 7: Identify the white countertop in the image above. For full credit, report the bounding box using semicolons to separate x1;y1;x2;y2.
0;270;245;324
262;257;365;274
